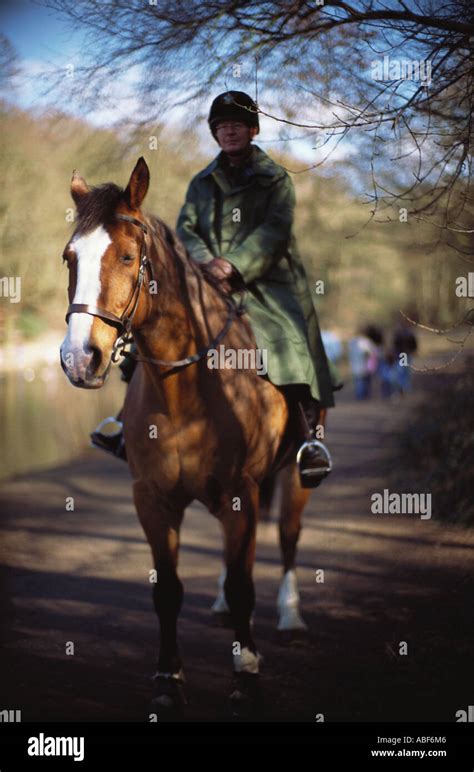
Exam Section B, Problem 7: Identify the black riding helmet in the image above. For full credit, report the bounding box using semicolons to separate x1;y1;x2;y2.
208;91;259;139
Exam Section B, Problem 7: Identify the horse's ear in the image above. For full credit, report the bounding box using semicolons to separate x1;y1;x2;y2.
71;170;90;205
124;157;150;210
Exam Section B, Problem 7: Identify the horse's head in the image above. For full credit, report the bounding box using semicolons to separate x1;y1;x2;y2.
60;157;151;388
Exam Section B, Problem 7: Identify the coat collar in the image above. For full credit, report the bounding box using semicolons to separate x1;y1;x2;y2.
197;145;285;190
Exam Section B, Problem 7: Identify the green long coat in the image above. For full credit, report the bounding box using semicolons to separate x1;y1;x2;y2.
176;144;339;408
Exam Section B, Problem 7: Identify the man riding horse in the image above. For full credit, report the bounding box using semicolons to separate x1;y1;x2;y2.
92;90;341;487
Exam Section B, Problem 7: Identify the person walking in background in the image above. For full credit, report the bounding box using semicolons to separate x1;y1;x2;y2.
365;325;385;381
392;322;418;394
348;325;380;400
379;350;397;399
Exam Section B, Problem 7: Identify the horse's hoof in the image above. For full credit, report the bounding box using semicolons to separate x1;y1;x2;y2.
150;675;186;720
277;606;308;632
228;672;262;720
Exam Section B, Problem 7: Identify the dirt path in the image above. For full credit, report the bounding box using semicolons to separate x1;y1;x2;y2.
0;382;473;722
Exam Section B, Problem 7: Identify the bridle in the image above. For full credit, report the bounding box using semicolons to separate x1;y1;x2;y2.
65;213;246;375
66;213;151;363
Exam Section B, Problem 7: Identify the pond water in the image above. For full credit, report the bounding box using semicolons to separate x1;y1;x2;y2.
0;363;125;480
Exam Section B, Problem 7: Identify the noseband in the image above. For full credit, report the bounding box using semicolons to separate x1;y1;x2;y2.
65;213;151;362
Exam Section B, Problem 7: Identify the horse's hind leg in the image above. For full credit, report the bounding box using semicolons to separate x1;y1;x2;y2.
220;475;261;717
277;463;311;631
133;482;186;717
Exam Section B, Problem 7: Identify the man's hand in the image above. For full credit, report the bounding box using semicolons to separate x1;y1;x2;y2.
201;257;235;294
206;257;234;281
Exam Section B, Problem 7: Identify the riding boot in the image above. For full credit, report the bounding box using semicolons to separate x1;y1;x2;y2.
90;415;126;461
90;344;138;461
295;399;333;489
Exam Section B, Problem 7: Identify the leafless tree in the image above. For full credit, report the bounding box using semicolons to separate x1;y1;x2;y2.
36;1;472;231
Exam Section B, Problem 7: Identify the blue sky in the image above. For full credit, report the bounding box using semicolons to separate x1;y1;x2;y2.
1;1;165;130
1;1;80;62
1;0;92;119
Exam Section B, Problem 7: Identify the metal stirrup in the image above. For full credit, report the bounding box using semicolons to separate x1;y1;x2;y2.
92;416;123;435
296;440;333;477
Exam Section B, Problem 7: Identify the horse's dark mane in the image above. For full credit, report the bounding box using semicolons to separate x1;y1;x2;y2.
75;183;124;234
147;213;226;297
156;217;230;298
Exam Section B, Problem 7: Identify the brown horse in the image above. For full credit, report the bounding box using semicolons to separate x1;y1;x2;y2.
60;157;325;717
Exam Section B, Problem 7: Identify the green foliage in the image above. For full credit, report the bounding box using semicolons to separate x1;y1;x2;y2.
292;165;473;330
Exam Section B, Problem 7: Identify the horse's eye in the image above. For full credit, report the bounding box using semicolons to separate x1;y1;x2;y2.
121;254;134;264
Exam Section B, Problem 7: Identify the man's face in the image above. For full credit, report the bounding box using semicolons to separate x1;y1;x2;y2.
215;121;256;154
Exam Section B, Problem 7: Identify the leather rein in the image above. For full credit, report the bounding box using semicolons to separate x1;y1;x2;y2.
65;213;245;377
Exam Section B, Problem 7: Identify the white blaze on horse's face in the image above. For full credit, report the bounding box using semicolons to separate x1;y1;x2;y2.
60;225;112;385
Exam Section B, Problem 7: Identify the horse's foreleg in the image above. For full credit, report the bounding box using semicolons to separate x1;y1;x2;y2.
133;482;186;716
220;475;261;716
277;463;311;631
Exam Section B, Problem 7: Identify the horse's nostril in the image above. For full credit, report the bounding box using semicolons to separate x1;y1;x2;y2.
87;345;102;370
